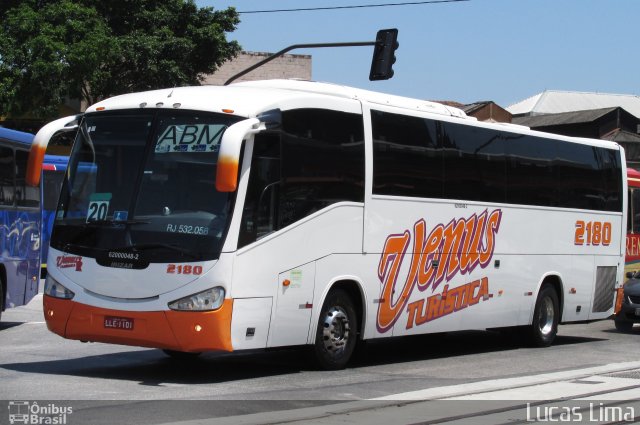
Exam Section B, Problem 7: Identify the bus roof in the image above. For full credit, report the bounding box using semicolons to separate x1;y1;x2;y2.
86;79;469;119
0;126;34;146
84;79;620;151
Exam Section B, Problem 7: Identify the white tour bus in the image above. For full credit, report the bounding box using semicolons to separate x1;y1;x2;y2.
31;80;626;369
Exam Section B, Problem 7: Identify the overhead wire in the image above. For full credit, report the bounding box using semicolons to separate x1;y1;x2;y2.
238;0;470;14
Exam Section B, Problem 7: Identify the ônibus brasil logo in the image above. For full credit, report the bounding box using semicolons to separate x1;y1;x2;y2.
7;401;73;425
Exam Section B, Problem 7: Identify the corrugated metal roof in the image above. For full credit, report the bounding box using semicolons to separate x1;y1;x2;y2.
507;90;640;118
602;129;640;144
512;107;618;127
462;101;491;114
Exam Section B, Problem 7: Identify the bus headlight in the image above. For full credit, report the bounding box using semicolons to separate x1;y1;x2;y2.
168;287;225;311
44;275;75;299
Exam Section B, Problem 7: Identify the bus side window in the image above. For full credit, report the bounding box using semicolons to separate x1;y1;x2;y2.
0;146;15;206
238;108;365;248
278;108;364;229
15;150;40;208
371;110;441;198
239;133;281;248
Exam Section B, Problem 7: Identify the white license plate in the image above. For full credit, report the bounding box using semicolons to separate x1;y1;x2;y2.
104;316;134;330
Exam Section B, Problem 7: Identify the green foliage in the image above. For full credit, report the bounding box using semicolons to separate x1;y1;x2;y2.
0;0;240;119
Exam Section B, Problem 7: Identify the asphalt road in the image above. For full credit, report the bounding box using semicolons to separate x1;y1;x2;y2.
1;294;639;424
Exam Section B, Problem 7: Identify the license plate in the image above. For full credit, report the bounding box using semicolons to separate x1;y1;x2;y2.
635;308;640;317
104;316;134;330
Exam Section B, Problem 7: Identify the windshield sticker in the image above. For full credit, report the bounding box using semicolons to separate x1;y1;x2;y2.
166;224;209;235
57;255;83;272
113;211;129;221
155;124;225;154
87;193;112;222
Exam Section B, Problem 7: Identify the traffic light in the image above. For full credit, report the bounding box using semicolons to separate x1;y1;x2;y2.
369;29;399;81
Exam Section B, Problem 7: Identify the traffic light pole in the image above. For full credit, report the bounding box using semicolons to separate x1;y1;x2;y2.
224;41;376;86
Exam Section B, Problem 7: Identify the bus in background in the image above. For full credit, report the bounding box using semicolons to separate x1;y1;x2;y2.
625;168;640;276
41;155;69;277
40;126;76;277
0;127;41;321
33;80;626;369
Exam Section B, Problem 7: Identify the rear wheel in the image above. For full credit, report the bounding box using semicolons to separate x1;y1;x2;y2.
312;289;358;370
527;284;559;347
614;320;633;333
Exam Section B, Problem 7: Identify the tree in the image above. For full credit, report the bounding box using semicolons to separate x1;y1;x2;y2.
0;0;241;119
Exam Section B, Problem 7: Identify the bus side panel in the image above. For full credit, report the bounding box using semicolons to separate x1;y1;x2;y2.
0;209;40;308
560;255;594;323
364;197;623;338
232;203;364;348
312;254;373;342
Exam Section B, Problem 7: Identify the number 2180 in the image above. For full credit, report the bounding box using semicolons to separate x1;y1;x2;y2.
167;264;203;275
574;220;612;246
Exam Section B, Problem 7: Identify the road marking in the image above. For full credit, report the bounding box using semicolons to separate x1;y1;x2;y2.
372;360;640;401
162;361;640;425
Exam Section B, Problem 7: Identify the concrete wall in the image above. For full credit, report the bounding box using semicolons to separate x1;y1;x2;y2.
203;51;312;85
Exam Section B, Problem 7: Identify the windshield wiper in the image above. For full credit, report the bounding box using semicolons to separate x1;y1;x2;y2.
118;243;202;260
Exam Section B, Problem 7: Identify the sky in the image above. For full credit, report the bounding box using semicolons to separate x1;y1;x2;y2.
195;0;640;108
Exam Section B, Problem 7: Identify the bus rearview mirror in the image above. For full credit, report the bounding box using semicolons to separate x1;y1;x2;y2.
216;118;261;192
26;115;81;186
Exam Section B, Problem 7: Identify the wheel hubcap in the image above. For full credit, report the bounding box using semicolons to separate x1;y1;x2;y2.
321;306;350;355
538;296;555;336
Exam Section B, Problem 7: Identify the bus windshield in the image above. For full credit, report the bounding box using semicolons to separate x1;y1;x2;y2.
50;110;241;263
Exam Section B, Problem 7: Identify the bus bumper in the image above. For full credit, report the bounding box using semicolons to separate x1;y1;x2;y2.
43;295;233;352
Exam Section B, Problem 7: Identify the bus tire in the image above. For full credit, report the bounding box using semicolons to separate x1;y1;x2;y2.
614;320;633;333
527;284;559;347
312;289;357;370
162;349;202;360
0;275;4;322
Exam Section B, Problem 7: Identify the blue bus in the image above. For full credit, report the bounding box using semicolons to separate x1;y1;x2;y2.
0;127;41;320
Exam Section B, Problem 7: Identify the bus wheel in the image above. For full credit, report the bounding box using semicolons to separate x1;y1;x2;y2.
162;349;202;360
614;320;633;333
0;276;4;322
527;284;559;347
312;289;357;370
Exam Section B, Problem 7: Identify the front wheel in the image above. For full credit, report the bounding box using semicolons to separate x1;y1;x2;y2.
527;284;560;347
312;289;358;370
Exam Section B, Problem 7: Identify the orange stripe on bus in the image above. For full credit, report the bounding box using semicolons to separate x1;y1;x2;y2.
215;155;239;192
43;295;233;352
26;143;47;186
